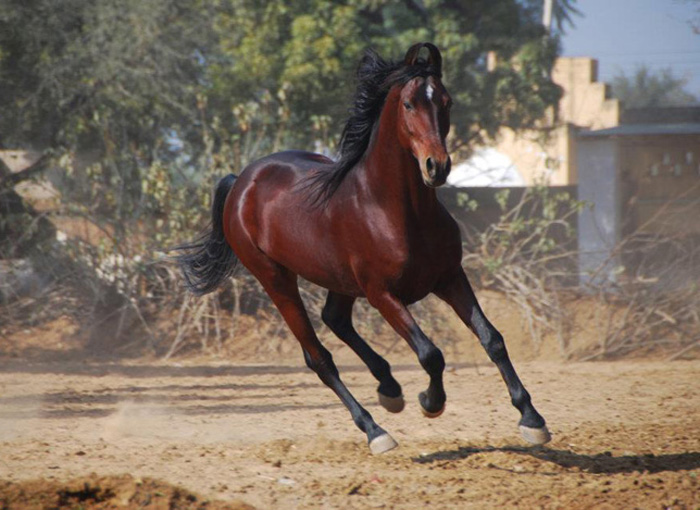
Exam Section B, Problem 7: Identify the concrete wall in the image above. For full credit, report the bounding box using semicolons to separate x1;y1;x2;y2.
619;134;700;236
577;138;621;284
439;185;578;236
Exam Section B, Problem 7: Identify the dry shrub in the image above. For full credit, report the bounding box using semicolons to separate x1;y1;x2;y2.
3;167;697;361
461;187;699;360
461;186;582;356
580;232;700;360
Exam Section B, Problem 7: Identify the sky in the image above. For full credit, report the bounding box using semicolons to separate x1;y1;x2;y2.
561;0;700;98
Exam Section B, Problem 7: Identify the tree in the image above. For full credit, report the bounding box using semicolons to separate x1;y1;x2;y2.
0;0;581;353
677;0;700;34
0;0;579;227
611;66;698;108
0;0;218;220
209;0;573;150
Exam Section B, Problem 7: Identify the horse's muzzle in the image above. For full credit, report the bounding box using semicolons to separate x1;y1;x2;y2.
423;156;451;188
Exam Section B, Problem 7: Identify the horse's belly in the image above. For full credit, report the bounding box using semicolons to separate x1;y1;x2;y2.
276;245;365;297
258;210;365;296
391;265;441;304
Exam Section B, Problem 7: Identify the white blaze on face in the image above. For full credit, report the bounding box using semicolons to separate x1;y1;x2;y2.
426;83;434;101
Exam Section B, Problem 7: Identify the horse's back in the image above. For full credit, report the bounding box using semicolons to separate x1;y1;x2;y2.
229;149;333;233
228;148;333;221
244;150;333;178
224;150;363;293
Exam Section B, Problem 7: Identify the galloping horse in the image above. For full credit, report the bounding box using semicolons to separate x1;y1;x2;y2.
177;43;550;454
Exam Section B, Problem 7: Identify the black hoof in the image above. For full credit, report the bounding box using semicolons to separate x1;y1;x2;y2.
418;391;445;418
378;392;405;413
377;379;402;399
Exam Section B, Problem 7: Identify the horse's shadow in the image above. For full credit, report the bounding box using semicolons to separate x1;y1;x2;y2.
412;445;700;474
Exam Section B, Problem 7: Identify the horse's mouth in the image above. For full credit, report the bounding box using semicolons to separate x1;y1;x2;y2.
423;176;447;188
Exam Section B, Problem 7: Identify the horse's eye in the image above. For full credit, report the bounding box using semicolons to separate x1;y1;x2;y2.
403;101;413;111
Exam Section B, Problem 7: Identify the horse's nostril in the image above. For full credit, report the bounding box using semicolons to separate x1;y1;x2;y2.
426;157;435;176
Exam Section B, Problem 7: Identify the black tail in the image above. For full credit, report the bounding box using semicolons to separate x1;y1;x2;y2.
174;174;239;296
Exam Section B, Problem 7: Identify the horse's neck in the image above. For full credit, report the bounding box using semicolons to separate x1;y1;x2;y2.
360;110;438;219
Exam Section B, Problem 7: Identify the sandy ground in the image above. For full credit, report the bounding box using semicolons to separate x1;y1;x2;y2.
0;356;698;509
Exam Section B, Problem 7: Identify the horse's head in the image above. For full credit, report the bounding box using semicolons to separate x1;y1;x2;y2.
394;43;452;188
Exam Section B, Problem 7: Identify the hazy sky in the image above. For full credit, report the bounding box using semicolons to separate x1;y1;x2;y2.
561;0;700;98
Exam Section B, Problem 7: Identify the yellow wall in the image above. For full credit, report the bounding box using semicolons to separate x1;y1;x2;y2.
493;57;621;185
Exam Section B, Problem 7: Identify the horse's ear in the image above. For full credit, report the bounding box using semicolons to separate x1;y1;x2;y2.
404;42;442;74
403;43;425;66
423;42;442;74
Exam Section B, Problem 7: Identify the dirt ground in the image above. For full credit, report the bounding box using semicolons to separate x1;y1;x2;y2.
0;351;698;509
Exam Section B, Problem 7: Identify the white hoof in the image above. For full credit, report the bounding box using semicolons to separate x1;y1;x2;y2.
420;404;445;419
519;425;551;445
378;393;405;413
369;433;398;455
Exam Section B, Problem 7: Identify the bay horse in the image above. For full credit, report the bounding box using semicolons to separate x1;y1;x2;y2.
177;43;550;454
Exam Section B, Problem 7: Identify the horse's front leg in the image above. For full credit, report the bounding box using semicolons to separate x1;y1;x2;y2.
367;291;446;417
435;270;551;445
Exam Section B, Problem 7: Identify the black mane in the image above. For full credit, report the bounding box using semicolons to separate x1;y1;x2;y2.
304;48;441;206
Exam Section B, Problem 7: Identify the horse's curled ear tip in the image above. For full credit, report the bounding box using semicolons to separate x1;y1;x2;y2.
404;42;424;65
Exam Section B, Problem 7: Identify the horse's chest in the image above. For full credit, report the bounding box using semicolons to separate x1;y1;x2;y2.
388;230;460;303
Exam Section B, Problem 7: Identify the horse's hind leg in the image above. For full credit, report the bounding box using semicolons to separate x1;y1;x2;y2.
256;265;397;454
322;292;404;413
435;270;551;445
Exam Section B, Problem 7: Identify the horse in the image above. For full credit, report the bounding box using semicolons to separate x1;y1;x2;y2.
176;42;551;454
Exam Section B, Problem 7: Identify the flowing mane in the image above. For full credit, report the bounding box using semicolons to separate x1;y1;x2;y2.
304;48;442;206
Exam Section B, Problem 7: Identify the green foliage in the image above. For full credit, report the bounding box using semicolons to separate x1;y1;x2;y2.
456;191;478;212
0;0;575;233
0;0;221;232
611;65;698;108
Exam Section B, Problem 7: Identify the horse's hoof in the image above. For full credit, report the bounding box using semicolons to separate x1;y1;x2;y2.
420;405;445;418
369;433;398;455
418;392;445;418
378;392;405;413
519;425;551;445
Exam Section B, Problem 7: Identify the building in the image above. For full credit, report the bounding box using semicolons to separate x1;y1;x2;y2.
468;57;699;284
494;57;621;186
577;106;700;283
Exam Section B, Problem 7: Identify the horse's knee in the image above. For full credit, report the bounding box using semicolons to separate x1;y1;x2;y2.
304;348;339;381
418;345;445;376
481;330;507;362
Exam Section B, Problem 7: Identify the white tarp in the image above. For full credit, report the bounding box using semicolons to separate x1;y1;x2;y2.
447;148;525;187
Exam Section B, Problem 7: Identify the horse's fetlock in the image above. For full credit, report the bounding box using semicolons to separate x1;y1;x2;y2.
376;358;391;377
419;347;445;375
511;388;531;409
353;410;372;432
